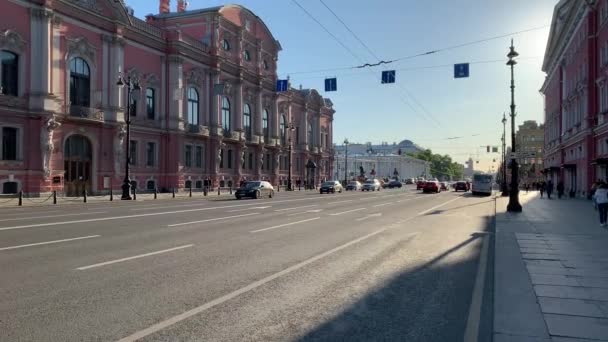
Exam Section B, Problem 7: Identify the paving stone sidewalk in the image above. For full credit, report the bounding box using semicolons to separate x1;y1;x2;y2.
494;191;608;342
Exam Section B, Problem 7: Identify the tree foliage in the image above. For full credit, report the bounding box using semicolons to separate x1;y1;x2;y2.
409;149;464;180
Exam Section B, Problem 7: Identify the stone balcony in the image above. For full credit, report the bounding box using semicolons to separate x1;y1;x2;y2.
68;105;104;122
187;124;210;136
0;94;27;109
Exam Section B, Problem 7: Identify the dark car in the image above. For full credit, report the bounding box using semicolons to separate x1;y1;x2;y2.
320;180;343;194
235;181;274;199
423;181;441;193
454;181;470;192
405;178;415;184
387;180;402;188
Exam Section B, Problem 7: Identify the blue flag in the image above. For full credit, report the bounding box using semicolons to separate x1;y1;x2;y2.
381;70;396;84
325;78;337;92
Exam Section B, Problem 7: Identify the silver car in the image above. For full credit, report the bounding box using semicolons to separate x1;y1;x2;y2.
362;179;381;191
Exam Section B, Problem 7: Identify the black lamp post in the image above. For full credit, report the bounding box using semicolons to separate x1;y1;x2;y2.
501;112;509;196
343;138;349;185
506;39;522;212
116;74;141;200
287;122;295;191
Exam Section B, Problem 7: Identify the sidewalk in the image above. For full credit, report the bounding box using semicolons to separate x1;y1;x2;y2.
494;191;608;341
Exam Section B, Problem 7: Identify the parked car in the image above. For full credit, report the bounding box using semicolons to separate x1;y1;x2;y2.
423;181;441;193
405;178;415;184
416;180;426;190
362;179;381;191
454;181;470;192
440;182;449;191
235;181;274;199
346;181;362;191
387;180;403;188
320;180;343;194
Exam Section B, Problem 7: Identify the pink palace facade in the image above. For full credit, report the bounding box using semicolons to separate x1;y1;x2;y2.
0;0;335;195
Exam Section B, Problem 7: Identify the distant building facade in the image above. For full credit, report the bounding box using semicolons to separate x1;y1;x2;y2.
515;120;544;185
334;139;423;157
333;154;430;182
0;1;334;195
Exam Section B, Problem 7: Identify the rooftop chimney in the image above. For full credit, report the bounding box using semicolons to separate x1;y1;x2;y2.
159;0;170;14
177;0;188;12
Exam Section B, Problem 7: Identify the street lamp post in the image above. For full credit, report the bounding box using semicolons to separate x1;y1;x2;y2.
116;75;141;200
287;122;295;190
501;112;509;196
343;138;349;185
506;39;522;212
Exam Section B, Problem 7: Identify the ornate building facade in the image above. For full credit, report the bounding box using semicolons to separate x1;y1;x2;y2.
0;0;335;195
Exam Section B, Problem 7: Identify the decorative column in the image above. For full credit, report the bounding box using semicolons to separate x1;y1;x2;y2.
255;83;263;139
29;7;53;110
235;77;244;133
167;56;184;130
210;69;221;134
272;95;280;145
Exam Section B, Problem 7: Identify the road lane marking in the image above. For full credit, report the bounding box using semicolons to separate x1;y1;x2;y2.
250;217;320;233
76;244;193;271
116;229;387;342
130;196;335;212
287;209;324;217
372;202;394;208
274;204;318;212
464;234;490;342
356;213;382;221
0;235;100;251
168;213;260;227
0;211;107;222
227;206;271;213
328;200;353;205
329;208;366;216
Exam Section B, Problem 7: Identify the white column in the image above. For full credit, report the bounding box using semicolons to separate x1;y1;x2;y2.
210;70;220;131
272;96;279;141
160;56;167;129
51;17;62;106
235;80;243;131
29;8;52;110
101;36;110;108
255;87;263;136
167;56;183;129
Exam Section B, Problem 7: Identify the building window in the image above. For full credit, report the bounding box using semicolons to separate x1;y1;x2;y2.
130;94;137;117
1;51;18;96
129;140;138;165
188;87;199;126
248;152;253;170
185;180;192;189
146;142;156;167
195;180;203;189
243;50;251;61
308;122;313;148
280;115;286;145
185;145;192;167
69;57;90;107
227;149;233;169
263;60;269;70
195;145;203;168
146;180;156;191
263;109;269;140
1;127;18;160
222;39;231;51
222;96;231;133
219;149;224;168
146;88;155;120
243;104;252;139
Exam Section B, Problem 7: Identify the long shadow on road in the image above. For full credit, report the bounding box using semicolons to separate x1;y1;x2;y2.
296;215;495;342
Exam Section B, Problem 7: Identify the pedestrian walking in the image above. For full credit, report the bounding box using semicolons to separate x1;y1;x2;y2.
593;183;608;227
557;181;565;199
525;183;530;193
546;180;554;199
539;181;545;198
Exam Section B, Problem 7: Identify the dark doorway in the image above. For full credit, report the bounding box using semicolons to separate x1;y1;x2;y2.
64;135;92;196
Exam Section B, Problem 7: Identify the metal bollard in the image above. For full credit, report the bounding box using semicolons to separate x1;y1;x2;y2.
154;188;157;199
189;185;192;197
218;187;221;196
132;188;137;201
299;183;301;191
172;188;176;198
230;187;233;195
18;190;23;206
277;184;280;192
53;190;57;205
110;188;113;201
83;189;87;203
204;186;208;196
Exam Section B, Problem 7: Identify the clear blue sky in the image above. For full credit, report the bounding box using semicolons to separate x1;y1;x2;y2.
126;0;557;166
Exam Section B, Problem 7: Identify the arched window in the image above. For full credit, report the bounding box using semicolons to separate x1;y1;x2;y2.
222;39;231;51
263;60;269;70
308;122;313;149
146;88;155;120
280;114;286;145
243;103;252;139
263;109;269;140
243;50;251;61
1;51;19;96
222;97;231;133
187;87;199;125
69;57;90;107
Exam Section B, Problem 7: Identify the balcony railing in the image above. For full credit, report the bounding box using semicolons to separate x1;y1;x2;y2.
180;33;210;53
68;105;104;122
130;17;163;38
0;93;27;108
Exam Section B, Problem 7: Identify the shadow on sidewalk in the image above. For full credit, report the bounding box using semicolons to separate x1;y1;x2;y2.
296;216;495;342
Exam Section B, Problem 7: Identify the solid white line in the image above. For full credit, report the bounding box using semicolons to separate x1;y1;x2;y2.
274;204;318;212
416;196;461;216
0;211;107;222
328;200;354;205
0;235;100;251
372;202;394;208
168;213;260;227
227;206;270;213
76;244;193;271
463;235;489;342
250;217;320;233
356;213;382;222
329;208;366;216
115;229;387;342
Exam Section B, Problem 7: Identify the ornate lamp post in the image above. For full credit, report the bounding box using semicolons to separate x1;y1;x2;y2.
116;74;141;200
343;138;349;185
506;39;522;212
501;112;509;196
287;122;295;190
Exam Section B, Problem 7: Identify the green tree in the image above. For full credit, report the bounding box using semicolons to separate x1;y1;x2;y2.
409;149;463;180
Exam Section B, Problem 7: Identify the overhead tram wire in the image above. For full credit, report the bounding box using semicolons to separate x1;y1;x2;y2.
316;0;442;127
290;0;440;128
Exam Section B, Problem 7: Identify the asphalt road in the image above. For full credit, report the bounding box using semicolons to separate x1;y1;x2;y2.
0;186;495;342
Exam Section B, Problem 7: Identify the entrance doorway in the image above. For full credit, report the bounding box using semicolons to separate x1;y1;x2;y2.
64;135;92;196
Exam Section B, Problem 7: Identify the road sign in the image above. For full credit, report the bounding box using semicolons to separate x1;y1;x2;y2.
324;78;337;92
381;70;396;84
454;63;470;78
276;79;288;92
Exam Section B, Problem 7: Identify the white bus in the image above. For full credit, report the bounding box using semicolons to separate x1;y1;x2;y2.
472;174;493;196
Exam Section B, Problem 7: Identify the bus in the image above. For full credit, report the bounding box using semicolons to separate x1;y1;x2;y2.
472;174;493;196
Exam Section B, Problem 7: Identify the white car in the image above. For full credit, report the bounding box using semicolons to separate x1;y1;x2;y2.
346;181;362;191
362;179;381;191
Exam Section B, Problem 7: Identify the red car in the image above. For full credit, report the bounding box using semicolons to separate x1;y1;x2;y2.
416;180;426;190
423;181;441;193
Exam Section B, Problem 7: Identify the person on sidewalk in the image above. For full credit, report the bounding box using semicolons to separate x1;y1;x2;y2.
546;180;554;199
557;181;565;199
593;183;608;227
539;181;545;198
